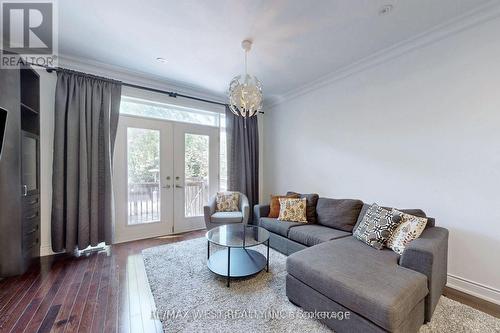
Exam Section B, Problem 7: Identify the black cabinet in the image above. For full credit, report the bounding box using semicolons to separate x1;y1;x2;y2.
0;64;40;277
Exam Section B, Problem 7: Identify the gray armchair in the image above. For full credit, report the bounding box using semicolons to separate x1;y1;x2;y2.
204;192;249;230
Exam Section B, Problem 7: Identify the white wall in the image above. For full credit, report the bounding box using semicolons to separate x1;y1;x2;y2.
263;17;500;304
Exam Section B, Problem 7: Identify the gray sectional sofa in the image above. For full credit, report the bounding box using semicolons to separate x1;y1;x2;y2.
254;196;449;333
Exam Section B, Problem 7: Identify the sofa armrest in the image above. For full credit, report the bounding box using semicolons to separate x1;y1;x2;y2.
241;195;250;225
253;204;270;225
203;197;217;224
399;226;449;322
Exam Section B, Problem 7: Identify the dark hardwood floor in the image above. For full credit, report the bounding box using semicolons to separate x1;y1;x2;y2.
1;229;498;333
0;230;205;333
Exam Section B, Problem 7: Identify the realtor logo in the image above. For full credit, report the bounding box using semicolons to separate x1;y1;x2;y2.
1;1;57;68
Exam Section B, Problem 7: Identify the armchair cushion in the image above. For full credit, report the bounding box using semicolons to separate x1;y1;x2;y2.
210;211;244;224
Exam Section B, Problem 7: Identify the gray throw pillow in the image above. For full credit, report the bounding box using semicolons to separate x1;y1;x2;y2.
287;192;319;223
316;198;363;232
353;203;401;250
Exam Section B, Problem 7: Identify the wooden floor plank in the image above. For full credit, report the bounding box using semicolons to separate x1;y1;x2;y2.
90;254;112;333
37;304;61;333
134;255;162;333
23;259;74;332
62;253;99;333
103;256;119;333
0;267;39;316
50;256;90;333
29;258;80;333
0;269;40;328
126;255;144;333
78;253;106;332
8;261;66;333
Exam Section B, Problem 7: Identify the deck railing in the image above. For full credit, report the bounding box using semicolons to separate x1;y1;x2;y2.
184;179;209;217
128;182;160;224
127;178;208;224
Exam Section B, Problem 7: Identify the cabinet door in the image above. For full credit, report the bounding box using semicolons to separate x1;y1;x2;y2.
0;68;24;277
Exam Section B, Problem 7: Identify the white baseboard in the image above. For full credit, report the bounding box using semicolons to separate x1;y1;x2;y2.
447;274;500;305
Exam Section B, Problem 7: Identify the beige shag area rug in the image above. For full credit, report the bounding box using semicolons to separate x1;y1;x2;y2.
142;237;500;332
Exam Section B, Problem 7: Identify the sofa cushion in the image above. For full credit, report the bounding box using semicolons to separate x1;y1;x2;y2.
259;217;303;237
287;192;319;223
288;224;351;246
211;211;243;223
287;237;428;331
354;204;434;232
316;198;363;232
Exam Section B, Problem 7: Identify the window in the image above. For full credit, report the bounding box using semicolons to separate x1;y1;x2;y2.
120;96;220;127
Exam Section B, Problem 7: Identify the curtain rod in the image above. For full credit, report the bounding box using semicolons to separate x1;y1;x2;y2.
40;65;228;107
33;63;263;113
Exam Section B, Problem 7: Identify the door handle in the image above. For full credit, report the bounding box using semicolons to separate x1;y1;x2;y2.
162;185;171;189
175;185;183;188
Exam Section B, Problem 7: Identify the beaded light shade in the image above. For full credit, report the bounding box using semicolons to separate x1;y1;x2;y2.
228;40;263;117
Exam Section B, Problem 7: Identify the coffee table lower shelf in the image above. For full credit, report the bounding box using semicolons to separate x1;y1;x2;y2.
207;248;268;287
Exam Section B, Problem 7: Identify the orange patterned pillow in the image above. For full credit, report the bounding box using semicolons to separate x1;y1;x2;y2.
268;194;300;218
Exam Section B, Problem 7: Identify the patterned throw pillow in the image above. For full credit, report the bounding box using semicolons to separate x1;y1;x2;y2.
387;210;428;255
353;203;401;250
268;194;300;218
216;192;240;212
278;198;307;223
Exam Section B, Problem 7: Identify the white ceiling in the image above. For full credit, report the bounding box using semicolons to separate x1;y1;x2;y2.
59;0;494;102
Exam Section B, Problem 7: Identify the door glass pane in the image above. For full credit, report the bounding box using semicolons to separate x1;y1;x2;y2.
185;133;209;217
127;128;160;225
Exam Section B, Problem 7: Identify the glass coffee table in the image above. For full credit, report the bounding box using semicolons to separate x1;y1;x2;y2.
206;224;270;287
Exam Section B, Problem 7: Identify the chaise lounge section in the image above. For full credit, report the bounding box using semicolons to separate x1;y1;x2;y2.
254;196;448;333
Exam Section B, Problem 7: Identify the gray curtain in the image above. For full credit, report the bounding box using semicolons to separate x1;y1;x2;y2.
51;70;122;253
226;105;259;223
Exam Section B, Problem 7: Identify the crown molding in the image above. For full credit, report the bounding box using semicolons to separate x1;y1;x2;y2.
268;0;500;109
56;54;227;104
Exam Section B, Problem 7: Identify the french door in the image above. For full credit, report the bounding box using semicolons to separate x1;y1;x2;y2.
114;116;219;243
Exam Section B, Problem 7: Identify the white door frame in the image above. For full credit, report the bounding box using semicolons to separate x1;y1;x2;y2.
173;122;219;233
113;115;219;243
